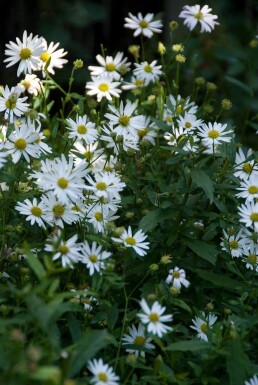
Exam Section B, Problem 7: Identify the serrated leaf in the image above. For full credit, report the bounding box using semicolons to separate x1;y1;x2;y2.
191;169;214;203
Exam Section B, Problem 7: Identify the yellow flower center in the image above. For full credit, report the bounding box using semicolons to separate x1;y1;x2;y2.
125;237;136;246
99;83;109;92
138;128;148;138
104;166;113;172
96;182;107;191
21;80;31;89
166;116;173;123
194;11;204;20
77;125;88;134
208;130;220;139
95;212;103;221
185;122;192;129
172;271;180;278
250;212;258;222
134;336;145;345
40;52;51;62
106;63;116;72
89;254;98;263
229;240;239;249
57;177;69;189
139;20;149;28
144;65;153;73
19;47;32;60
248;185;258;195
15;138;27;150
59;244;69;254
84;151;94;161
98;373;108;382
5;99;17;110
53;204;65;218
176;105;183;115
242;163;253;174
200;322;207;333
135;79;144;86
118;115;130;127
247;253;257;264
30;206;43;217
149;312;159;322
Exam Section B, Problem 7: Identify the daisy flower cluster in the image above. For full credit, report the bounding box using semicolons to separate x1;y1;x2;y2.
1;4;258;385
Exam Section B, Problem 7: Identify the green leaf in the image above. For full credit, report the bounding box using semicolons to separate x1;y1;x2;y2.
225;339;253;385
26;251;46;280
185;240;218;265
67;329;110;377
195;269;244;291
29;366;61;384
166;340;212;351
225;75;252;95
191;169;214;203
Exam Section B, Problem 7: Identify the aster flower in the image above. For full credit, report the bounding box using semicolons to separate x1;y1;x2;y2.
88;51;131;81
197;122;233;149
137;298;173;338
66;114;99;144
0;85;29;123
165;267;190;289
220;228;248;258
15;197;47;228
177;112;203;133
164;94;198;123
124;12;163;38
236;175;258;202
85;75;121;102
71;140;101;171
234;147;258;181
45;231;81;269
17;74;43;96
122;323;155;357
112;226;149;257
241;241;258;272
39;39;68;75
86;203;119;233
87;358;119;385
80;241;112;276
137;116;158;146
0;148;8;169
245;375;258;385
133;60;162;85
238;201;258;232
85;171;126;201
179;5;219;33
100;124;139;155
105;100;145;138
121;76;145;91
190;311;217;341
30;154;88;204
4;121;40;163
4;30;45;76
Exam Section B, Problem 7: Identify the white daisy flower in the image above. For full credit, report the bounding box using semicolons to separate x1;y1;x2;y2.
197;122;233;148
0;86;29;123
86;203;119;233
17;74;43;96
87;358;119;385
133;60;162;85
66;114;99;144
85;75;121;103
190;311;217;341
41;192;81;228
45;232;81;269
241;242;258;272
0;148;8;169
31;154;88;204
33;125;52;155
164;125;186;146
112;226;149;257
245;375;258;385
179;5;219;33
39;39;68;75
4;121;39;163
71;140;101;170
15;197;47;228
236;175;258;202
100;124;139;155
88;51;131;81
137;298;173;338
122;323;155;357
165;267;190;289
137;116;157;146
105;100;145;138
70;289;98;312
234;147;258;181
221;229;248;258
4;30;45;76
124;12;163;38
238;201;258;231
164;94;198;123
121;76;145;91
80;241;112;276
177;112;203;132
85;171;126;201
